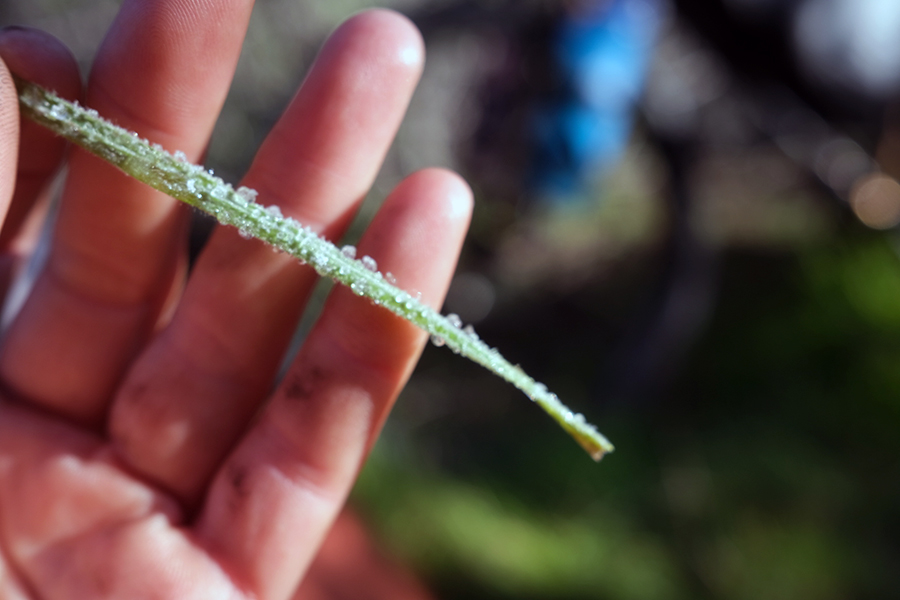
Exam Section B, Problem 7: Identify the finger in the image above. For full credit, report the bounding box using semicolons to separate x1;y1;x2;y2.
0;27;81;265
108;10;425;504
0;0;254;425
194;169;472;600
0;58;18;232
0;27;81;307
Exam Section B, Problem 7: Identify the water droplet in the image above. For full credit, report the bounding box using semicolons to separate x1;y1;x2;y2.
236;186;258;203
238;229;251;239
49;104;67;121
361;255;377;272
350;282;365;296
174;150;188;162
385;272;396;285
463;324;479;340
446;313;462;328
341;245;357;259
265;205;283;219
186;180;197;194
430;335;445;347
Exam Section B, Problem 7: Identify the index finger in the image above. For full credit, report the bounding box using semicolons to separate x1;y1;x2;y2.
0;0;254;425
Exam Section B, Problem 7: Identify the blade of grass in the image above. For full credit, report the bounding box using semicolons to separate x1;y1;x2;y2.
13;76;614;460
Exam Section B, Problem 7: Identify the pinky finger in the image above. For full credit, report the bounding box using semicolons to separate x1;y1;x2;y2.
195;169;472;600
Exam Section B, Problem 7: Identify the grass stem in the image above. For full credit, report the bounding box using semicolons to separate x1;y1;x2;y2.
14;77;614;460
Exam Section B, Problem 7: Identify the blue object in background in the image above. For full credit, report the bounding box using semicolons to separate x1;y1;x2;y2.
530;0;665;201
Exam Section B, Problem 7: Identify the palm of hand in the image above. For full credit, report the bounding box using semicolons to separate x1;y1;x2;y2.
0;4;470;599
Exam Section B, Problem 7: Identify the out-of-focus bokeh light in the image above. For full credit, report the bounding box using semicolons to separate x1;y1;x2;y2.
850;172;900;229
794;0;900;97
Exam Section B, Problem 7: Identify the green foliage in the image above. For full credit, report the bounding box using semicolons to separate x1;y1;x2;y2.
352;229;900;600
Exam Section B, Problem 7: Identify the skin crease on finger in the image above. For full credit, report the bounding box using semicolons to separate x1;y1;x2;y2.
0;9;472;600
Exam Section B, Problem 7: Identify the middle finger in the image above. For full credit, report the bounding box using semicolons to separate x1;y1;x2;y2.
108;10;425;504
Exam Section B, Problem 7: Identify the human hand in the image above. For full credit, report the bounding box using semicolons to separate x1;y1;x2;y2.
0;3;470;598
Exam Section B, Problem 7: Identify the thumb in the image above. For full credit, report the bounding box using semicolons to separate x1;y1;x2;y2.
0;56;19;223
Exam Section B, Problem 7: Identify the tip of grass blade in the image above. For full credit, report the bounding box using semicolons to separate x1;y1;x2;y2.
561;421;615;462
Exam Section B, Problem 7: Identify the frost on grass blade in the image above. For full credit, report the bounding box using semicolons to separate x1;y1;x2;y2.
13;76;615;461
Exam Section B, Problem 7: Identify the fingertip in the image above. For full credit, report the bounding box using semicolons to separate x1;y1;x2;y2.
404;167;474;224
0;26;82;100
319;168;473;369
332;8;425;77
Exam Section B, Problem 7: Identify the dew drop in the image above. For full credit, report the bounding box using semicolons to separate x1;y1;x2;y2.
361;255;378;272
446;313;462;328
430;335;445;347
238;229;251;239
174;150;188;162
341;245;357;259
463;324;479;340
236;186;258;203
49;104;67;121
385;272;397;284
265;205;283;219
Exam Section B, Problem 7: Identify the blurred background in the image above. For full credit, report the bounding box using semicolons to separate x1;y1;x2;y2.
3;0;900;598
